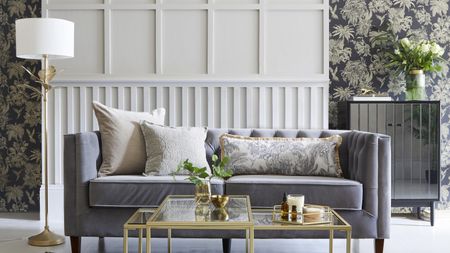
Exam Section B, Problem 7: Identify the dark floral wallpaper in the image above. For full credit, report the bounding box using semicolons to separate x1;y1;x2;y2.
329;0;450;208
0;0;41;212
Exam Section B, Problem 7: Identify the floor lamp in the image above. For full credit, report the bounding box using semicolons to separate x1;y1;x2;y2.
15;18;74;246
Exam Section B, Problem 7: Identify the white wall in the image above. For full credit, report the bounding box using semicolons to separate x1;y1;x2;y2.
42;0;329;221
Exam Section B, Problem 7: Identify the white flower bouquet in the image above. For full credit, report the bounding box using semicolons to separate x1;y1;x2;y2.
386;38;446;75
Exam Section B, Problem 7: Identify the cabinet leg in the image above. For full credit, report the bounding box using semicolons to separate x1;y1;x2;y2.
430;201;435;226
416;207;421;219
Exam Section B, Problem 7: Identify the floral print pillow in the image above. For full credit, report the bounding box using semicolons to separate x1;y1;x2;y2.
220;134;343;177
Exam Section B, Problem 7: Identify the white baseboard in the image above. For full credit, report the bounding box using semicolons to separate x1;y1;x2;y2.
39;184;64;224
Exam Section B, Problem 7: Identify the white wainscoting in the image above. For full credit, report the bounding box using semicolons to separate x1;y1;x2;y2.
42;0;330;216
46;79;328;185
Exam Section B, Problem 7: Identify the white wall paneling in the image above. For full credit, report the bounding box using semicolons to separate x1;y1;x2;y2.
42;0;330;186
44;0;329;78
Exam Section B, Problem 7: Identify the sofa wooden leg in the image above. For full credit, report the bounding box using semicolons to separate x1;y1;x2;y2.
375;239;384;253
222;238;231;253
70;236;81;253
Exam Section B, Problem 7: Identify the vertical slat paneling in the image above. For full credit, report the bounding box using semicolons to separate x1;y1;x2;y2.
92;86;100;130
220;87;227;128
233;87;240;128
53;88;63;184
67;86;75;134
79;87;87;132
48;81;328;186
272;87;279;129
169;86;176;126
182;87;189;127
208;87;214;127
285;87;293;129
195;86;202;126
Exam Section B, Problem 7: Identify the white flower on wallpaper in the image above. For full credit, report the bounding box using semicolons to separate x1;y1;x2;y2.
430;0;448;16
329;0;450;208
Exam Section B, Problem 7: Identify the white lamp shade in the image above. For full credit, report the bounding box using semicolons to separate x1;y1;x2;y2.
16;18;74;59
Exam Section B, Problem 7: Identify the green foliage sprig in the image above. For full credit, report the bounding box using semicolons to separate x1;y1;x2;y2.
174;154;232;186
386;37;446;75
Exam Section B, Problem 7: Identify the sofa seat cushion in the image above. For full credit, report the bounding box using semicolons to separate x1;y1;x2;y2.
225;175;362;210
89;176;224;207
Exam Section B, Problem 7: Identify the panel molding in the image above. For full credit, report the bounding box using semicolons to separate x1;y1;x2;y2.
43;0;329;79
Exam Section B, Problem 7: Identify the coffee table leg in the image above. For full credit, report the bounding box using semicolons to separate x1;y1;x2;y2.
146;228;151;253
245;229;249;253
346;230;351;253
123;228;128;253
329;229;333;253
138;228;142;253
249;227;254;253
168;228;172;253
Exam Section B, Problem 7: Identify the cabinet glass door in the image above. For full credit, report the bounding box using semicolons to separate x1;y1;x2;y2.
391;103;439;200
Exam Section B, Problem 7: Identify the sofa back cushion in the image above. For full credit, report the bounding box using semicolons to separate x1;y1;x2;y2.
219;133;344;177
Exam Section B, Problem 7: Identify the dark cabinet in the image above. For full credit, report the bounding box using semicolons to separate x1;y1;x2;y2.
339;101;440;226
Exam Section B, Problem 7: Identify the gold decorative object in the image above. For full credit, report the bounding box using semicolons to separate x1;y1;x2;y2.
15;18;74;247
211;195;230;209
194;182;211;205
211;208;229;221
271;204;332;225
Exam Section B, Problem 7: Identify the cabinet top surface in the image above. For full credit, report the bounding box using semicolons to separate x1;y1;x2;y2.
346;100;440;104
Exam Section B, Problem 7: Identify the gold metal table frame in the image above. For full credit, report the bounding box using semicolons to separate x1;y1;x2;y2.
123;195;351;253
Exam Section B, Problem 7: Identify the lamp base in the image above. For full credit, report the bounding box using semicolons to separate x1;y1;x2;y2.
28;226;65;246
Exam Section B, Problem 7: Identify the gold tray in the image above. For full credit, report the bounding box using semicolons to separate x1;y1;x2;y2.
271;204;333;225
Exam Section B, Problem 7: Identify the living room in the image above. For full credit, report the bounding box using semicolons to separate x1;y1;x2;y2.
1;0;449;252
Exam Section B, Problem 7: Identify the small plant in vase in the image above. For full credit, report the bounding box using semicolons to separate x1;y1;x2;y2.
175;155;232;205
385;37;446;100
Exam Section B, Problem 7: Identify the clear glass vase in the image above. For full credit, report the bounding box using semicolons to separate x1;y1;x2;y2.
195;181;211;205
405;69;426;100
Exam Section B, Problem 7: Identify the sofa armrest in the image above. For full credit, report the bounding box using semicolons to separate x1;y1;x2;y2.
64;131;101;236
346;131;391;239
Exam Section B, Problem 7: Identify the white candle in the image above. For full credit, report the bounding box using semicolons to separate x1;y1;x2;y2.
287;194;305;213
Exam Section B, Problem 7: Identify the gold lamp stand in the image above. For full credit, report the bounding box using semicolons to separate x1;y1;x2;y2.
28;55;65;247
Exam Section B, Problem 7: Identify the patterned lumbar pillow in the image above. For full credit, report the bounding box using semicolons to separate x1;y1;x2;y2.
220;134;343;177
140;121;210;176
93;101;166;176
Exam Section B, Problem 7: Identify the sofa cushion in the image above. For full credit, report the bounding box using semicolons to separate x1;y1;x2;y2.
89;176;224;207
220;134;343;177
140;122;210;176
225;175;362;210
93;102;166;176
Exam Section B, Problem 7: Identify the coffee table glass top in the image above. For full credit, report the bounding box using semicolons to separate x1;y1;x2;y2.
124;208;155;229
149;195;252;225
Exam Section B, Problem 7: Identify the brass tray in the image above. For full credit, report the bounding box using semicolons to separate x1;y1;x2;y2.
271;204;333;225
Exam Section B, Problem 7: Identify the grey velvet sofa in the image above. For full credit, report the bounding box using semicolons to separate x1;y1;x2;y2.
64;129;391;253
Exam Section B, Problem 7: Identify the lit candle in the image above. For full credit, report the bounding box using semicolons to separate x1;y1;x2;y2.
287;194;304;213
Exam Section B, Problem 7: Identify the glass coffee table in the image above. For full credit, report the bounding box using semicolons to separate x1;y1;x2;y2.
123;195;351;253
124;195;254;253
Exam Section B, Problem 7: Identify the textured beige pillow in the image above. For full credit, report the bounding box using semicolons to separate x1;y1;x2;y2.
140;121;210;176
93;102;165;176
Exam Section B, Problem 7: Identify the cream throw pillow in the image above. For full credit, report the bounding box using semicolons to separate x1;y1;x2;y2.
140;121;210;176
93;102;166;176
